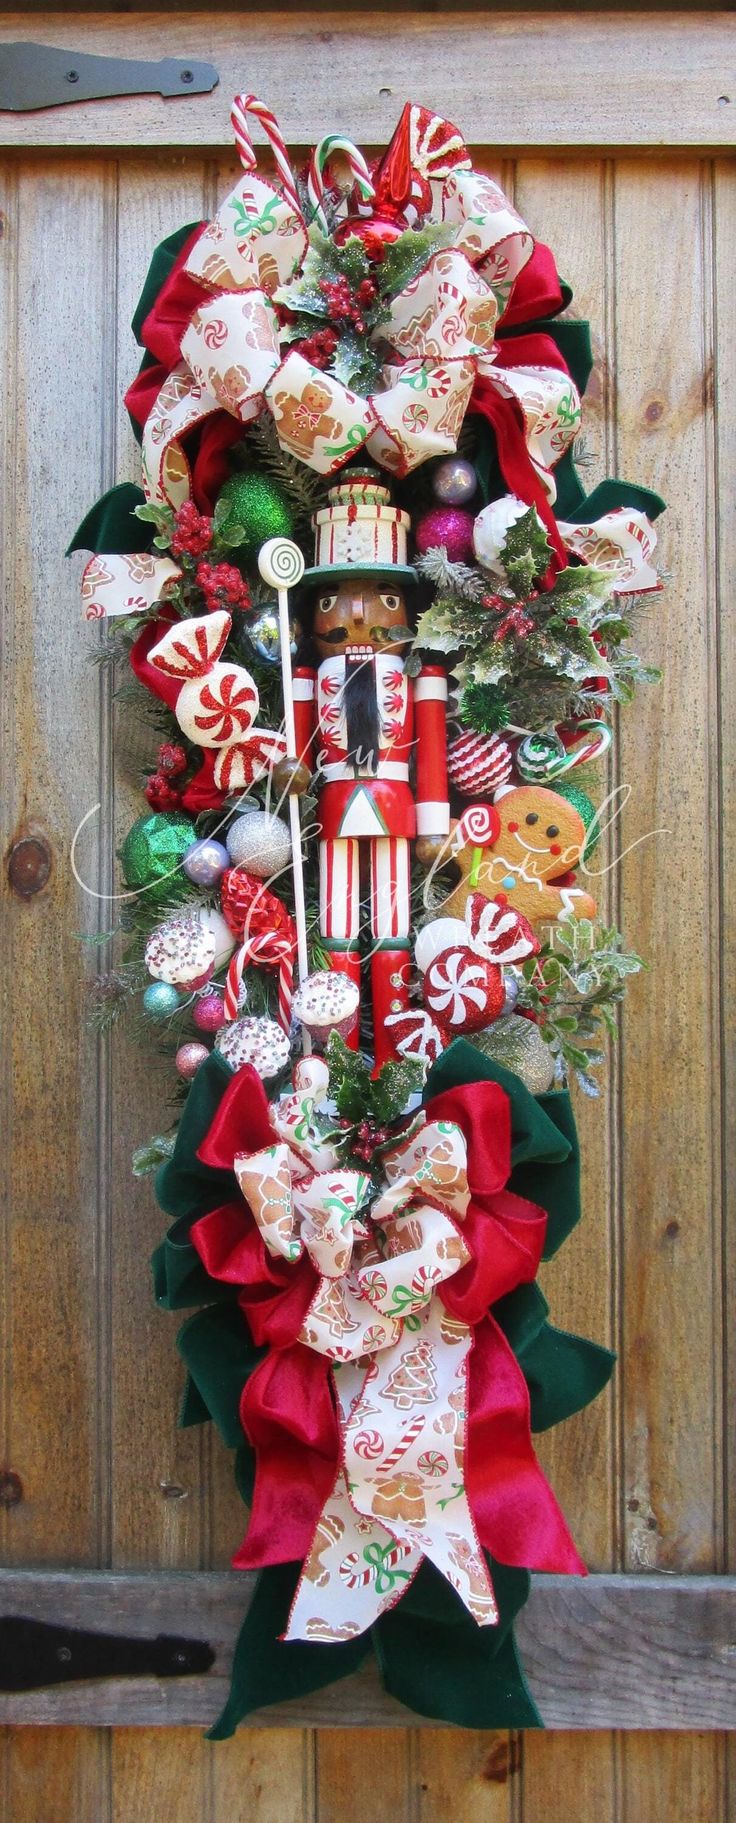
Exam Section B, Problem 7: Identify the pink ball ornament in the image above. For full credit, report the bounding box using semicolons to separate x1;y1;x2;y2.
175;1041;209;1080
193;991;227;1034
415;507;475;563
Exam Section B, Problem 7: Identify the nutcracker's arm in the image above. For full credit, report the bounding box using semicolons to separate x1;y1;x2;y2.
292;667;318;771
413;664;450;838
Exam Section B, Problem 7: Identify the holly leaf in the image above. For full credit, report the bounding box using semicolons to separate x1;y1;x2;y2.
499;508;552;594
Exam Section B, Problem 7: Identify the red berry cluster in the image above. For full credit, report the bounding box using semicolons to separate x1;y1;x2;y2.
144;741;188;810
170;502;213;559
295;326;338;369
144;773;182;811
349;1118;391;1164
196;561;251;613
158;742;187;778
319;275;377;336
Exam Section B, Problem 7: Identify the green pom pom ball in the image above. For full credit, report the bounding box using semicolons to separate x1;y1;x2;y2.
555;781;600;858
215;471;293;556
119;811;197;907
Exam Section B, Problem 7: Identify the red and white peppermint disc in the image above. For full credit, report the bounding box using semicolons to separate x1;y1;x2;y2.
176;662;259;748
465;892;539;964
423;944;505;1034
384;1008;445;1064
447;730;513;797
215;1014;290;1078
145;913;217;988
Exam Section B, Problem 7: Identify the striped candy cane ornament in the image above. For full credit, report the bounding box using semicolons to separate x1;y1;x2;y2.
307;134;376;231
224;932;294;1033
230;94;302;214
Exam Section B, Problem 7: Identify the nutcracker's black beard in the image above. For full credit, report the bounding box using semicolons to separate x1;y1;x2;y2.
343;654;380;775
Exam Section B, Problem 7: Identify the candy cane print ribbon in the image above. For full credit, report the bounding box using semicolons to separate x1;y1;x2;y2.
286;1299;497;1641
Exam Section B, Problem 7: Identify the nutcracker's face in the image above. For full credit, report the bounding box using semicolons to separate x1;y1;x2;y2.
312;579;410;658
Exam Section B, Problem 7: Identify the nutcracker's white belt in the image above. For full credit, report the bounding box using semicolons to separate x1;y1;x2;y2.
318;760;410;784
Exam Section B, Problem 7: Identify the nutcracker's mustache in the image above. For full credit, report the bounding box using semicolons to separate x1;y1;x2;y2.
342;655;380;775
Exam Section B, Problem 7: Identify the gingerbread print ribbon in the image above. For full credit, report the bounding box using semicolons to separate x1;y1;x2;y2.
229;1082;498;1640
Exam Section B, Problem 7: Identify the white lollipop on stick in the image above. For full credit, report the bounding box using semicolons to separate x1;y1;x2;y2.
257;537;311;1052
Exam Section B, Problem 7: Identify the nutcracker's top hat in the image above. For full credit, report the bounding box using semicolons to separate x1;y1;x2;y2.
302;467;418;590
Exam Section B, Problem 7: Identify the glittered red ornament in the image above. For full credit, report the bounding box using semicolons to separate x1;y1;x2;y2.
415;507;475;564
220;867;295;946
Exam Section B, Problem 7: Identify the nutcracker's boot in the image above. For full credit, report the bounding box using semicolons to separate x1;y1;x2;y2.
322;943;362;1050
370;946;411;1073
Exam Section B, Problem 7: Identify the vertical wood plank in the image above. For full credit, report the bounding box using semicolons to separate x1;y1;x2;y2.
513;155;619;1579
614;154;721;1573
613;153;724;1823
315;1730;408;1823
212;1729;315;1822
0;153;113;1823
2;1727;109;1823
415;1730;515;1822
713;152;736;1823
109;155;209;1575
520;1733;618;1823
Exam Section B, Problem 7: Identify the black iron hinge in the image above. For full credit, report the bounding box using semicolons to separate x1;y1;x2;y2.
0;43;219;113
0;1616;214;1690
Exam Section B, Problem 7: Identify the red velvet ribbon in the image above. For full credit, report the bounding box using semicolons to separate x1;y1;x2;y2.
189;1066;584;1577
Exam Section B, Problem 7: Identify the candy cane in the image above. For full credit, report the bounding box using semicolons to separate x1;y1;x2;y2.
377;1414;426;1474
231;93;301;215
339;1539;414;1590
224;933;294;1033
307;134;375;231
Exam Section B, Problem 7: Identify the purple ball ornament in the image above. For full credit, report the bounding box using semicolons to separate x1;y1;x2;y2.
415;506;475;564
182;837;230;887
193;991;227;1034
175;1041;209;1079
432;457;478;506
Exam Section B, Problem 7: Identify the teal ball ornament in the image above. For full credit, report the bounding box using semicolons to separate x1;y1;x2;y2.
216;471;294;558
143;981;182;1018
554;782;601;857
119;812;197;908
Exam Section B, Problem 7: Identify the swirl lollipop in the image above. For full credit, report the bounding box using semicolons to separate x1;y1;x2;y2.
258;538;310;1044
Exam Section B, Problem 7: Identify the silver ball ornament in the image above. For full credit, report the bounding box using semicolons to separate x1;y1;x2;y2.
143;981;181;1019
245;605;282;666
225;811;292;880
432;456;478;506
175;1041;209;1080
182;838;230;886
502;972;520;1015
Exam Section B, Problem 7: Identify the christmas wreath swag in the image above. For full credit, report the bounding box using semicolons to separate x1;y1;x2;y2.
73;97;664;1732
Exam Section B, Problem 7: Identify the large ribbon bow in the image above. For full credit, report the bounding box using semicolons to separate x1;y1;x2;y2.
190;1059;584;1644
139;101;580;508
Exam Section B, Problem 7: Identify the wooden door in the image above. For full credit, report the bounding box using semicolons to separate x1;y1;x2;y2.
0;11;734;1820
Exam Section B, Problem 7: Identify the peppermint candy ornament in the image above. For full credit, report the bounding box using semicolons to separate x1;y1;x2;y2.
447;730;512;798
465;892;539;964
383;1007;445;1064
148;610;259;748
423;945;505;1035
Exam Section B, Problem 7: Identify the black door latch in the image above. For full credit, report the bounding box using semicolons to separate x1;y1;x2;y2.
0;1616;214;1690
0;43;219;112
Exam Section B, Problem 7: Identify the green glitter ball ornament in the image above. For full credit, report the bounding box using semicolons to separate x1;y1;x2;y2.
119;812;197;908
215;471;294;557
554;781;600;857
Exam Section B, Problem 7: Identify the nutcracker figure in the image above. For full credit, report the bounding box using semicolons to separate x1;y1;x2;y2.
276;469;449;1069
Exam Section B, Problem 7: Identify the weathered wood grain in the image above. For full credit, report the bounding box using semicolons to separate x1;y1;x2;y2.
0;1571;734;1730
0;14;733;150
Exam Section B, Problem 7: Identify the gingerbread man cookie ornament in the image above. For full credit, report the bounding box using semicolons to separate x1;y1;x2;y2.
437;784;597;929
270;379;343;462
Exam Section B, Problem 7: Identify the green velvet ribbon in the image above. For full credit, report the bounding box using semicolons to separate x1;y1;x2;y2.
152;1041;614;1735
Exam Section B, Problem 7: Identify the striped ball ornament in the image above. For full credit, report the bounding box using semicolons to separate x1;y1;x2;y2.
447;730;513;797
